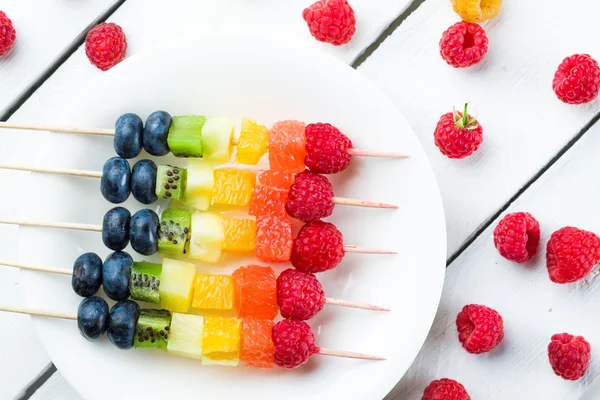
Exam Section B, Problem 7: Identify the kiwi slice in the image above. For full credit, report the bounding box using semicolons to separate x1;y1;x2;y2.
133;309;172;349
156;165;187;200
167;115;206;157
158;208;191;255
130;261;162;304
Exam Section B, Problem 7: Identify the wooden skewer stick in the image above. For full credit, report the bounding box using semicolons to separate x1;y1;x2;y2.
0;164;399;209
316;347;386;361
0;164;103;178
347;148;408;158
0;259;389;313
0;121;115;136
342;245;396;255
0;218;102;232
324;298;389;312
0;122;407;158
0;259;72;275
0;305;77;320
0;305;385;361
332;197;398;209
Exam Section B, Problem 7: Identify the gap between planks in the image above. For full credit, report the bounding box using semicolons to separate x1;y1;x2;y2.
446;110;600;267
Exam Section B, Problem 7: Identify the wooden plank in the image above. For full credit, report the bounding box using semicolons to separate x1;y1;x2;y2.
29;372;82;400
386;121;600;399
358;0;600;257
0;0;122;116
0;1;417;397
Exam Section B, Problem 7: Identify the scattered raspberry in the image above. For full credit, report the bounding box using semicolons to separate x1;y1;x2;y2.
451;0;502;23
272;319;316;368
434;104;483;159
286;171;335;222
456;304;504;354
85;23;127;71
302;0;356;46
553;54;600;104
422;378;471;400
291;221;345;273
548;333;591;380
277;268;326;321
440;21;488;68
546;226;600;284
304;123;353;174
493;212;541;263
0;11;16;56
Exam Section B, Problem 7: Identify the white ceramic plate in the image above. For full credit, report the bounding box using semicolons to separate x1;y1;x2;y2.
18;36;446;400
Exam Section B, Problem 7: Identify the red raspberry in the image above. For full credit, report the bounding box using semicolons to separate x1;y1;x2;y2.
548;333;591;380
553;54;600;104
456;304;504;354
302;0;356;46
304;123;353;174
85;23;127;71
291;221;345;273
272;319;316;368
422;378;471;400
276;268;325;320
493;212;540;263
0;11;16;56
439;21;488;68
434;104;483;159
286;171;334;222
546;226;600;284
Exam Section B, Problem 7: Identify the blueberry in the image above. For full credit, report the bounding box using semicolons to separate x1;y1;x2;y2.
114;113;143;159
102;251;133;301
77;296;109;341
143;111;172;156
129;209;159;256
102;207;131;251
71;252;103;297
107;300;140;350
100;157;131;204
131;160;158;205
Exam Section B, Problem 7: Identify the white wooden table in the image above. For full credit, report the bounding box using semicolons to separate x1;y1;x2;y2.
1;1;599;398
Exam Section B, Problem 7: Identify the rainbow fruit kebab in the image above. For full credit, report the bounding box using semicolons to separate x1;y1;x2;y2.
0;158;399;219
0;297;384;368
0;206;395;265
0;113;408;175
0;258;387;320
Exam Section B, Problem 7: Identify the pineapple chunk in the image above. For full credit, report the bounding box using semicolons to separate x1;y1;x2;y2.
188;212;224;263
183;159;214;211
167;313;204;359
201;117;235;163
160;258;196;313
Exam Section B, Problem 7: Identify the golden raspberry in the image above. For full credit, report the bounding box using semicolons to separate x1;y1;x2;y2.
451;0;502;23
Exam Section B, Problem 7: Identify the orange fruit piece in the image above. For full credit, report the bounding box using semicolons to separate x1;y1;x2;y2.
249;170;294;218
223;217;256;252
236;118;269;165
268;120;307;173
202;316;240;366
232;265;277;320
212;169;256;206
240;317;275;369
255;216;293;262
192;274;234;311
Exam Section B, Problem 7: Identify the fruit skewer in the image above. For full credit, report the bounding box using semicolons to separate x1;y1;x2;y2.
0;158;399;216
0;297;384;368
0;206;395;265
0;258;388;321
0;113;408;174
